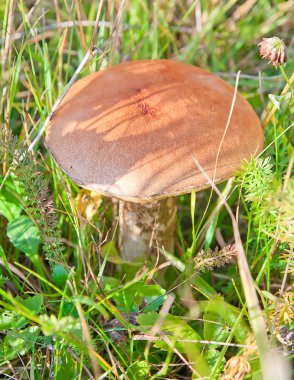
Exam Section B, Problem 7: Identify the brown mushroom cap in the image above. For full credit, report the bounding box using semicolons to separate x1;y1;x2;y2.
46;59;264;202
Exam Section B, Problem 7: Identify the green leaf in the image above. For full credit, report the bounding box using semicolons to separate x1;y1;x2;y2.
0;176;22;222
0;326;40;363
127;360;149;380
204;215;218;251
102;276;120;290
0;296;43;331
62;301;79;319
0;308;28;331
72;296;107;318
136;311;158;327
193;276;217;299
18;294;43;314
112;282;142;313
203;310;229;346
55;351;76;380
101;241;121;263
199;296;248;343
101;241;139;265
110;282;166;313
137;312;210;377
52;264;68;288
0;312;20;330
137;284;166;297
7;216;40;256
144;294;167;312
0;275;7;287
137;284;166;312
203;349;225;370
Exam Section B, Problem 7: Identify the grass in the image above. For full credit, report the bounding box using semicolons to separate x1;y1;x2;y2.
0;1;293;379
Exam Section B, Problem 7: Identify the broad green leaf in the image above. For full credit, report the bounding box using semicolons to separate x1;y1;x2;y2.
137;312;210;378
127;360;149;380
199;296;248;343
101;241;139;265
55;350;76;380
102;276;120;290
203;297;230;345
0;311;27;330
110;282;166;313
0;326;40;363
0;312;20;330
203;310;229;345
203;349;225;370
0;295;43;331
0;176;22;222
7;216;40;256
112;282;142;313
136;311;158;327
137;284;166;312
52;264;68;288
18;294;43;314
72;296;107;318
62;301;79;319
144;294;167;312
137;284;166;297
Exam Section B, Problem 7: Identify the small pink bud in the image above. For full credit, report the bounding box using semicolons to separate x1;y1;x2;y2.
258;37;287;68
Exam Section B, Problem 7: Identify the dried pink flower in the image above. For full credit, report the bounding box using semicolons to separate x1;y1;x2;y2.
258;37;287;68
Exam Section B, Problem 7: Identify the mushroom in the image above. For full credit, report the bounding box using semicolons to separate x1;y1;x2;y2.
46;60;264;262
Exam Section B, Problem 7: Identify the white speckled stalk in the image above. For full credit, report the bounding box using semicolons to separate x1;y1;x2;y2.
118;198;177;262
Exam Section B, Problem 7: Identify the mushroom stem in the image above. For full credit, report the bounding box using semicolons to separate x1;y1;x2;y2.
118;197;177;262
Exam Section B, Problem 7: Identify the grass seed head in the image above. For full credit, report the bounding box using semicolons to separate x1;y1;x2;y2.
221;355;251;380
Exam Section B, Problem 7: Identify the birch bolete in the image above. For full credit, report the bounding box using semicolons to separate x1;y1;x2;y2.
46;60;264;261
